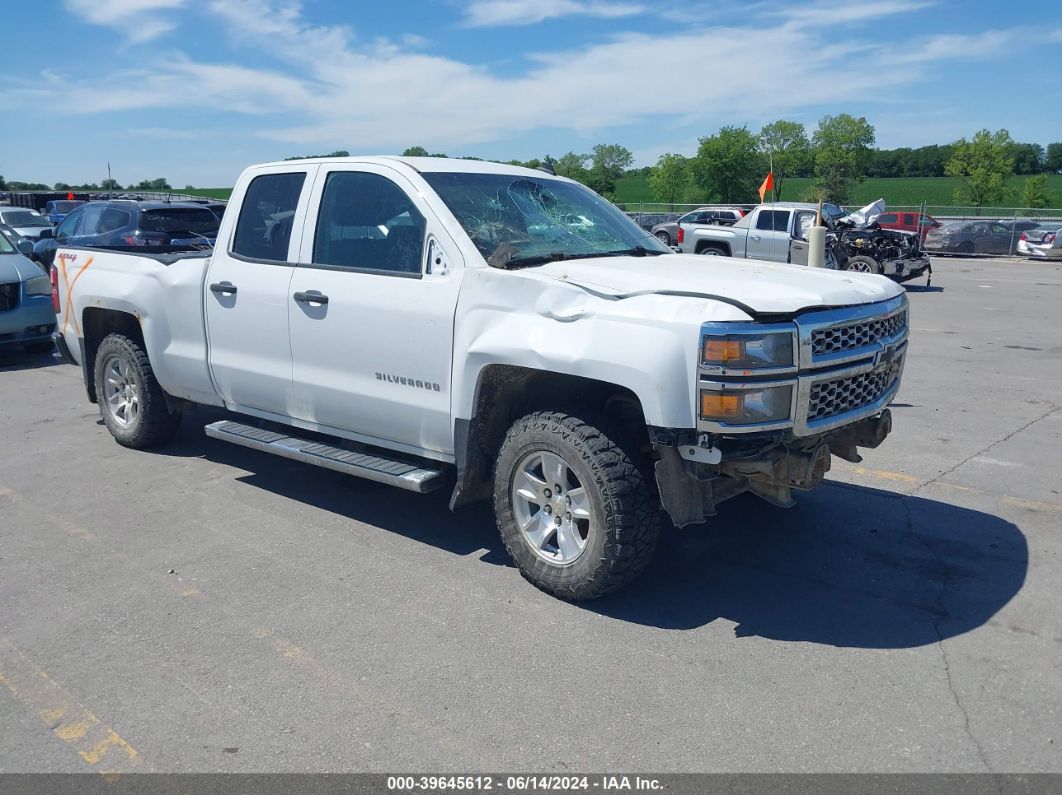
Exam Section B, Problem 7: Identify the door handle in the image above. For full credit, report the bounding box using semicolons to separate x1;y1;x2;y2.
751;235;761;241
210;281;237;295
293;290;329;305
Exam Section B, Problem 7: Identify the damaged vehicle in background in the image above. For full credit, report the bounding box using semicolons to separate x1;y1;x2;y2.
680;199;932;284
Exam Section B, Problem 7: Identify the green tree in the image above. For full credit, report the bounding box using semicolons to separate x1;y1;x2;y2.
134;178;172;191
945;129;1016;207
587;143;634;196
0;174;6;190
758;120;811;200
811;114;875;203
691;125;763;204
54;182;71;191
1010;143;1045;174
648;153;689;207
554;151;590;183
402;146;429;157
1045;142;1062;173
1020;174;1051;208
100;178;120;190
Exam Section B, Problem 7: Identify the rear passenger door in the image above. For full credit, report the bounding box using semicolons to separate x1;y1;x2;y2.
288;164;464;456
747;209;790;261
205;165;317;416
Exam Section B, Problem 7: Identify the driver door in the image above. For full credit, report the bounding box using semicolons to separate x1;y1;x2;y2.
788;210;817;266
288;164;464;456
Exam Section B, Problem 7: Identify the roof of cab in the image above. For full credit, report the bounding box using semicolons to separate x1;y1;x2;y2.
255;155;566;179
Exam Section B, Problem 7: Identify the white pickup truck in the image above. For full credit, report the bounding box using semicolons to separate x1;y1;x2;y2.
52;157;908;599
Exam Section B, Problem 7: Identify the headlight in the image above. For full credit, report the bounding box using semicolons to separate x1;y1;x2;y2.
24;275;51;296
700;385;793;424
701;329;795;371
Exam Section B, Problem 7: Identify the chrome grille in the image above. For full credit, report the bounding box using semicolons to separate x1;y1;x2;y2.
811;310;906;356
808;362;900;421
0;282;19;312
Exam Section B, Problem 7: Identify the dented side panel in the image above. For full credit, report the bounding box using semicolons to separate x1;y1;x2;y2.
450;267;753;429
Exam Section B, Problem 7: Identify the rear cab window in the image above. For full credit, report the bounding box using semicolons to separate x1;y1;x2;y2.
232;172;307;262
755;210;791;232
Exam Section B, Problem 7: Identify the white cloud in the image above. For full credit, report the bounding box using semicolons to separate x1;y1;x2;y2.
64;0;186;42
32;0;1056;160
887;30;1020;64
463;0;645;27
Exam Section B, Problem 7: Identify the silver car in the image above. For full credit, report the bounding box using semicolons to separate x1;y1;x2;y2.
1017;224;1062;258
651;207;746;246
0;207;54;241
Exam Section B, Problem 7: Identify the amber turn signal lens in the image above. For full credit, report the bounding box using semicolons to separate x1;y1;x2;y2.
703;339;743;364
700;392;742;419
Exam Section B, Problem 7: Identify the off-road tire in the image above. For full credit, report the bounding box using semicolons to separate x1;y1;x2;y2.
94;333;182;449
844;255;883;275
494;410;661;600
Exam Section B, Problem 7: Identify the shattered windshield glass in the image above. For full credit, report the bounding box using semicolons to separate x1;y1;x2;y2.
422;172;671;268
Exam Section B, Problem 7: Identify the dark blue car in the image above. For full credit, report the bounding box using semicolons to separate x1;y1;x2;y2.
41;199;84;225
34;200;219;269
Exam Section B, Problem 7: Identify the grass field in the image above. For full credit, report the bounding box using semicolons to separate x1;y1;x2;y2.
178;187;232;199
613;174;1062;210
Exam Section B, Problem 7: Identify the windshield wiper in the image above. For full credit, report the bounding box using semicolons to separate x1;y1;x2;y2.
565;245;666;260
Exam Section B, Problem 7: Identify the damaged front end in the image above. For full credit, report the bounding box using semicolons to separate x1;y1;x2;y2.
652;293;908;527
828;199;932;284
652;410;892;526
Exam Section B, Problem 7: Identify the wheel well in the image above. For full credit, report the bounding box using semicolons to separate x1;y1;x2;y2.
695;240;730;255
81;308;144;403
450;365;649;509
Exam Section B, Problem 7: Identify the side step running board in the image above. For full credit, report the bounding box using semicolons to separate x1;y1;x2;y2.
205;420;445;493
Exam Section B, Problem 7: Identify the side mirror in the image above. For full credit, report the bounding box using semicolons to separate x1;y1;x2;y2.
17;240;33;255
38;228;54;239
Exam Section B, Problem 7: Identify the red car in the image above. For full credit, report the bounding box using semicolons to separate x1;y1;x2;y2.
876;211;941;242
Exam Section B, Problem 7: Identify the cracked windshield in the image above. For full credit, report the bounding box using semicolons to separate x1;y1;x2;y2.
422;172;671;269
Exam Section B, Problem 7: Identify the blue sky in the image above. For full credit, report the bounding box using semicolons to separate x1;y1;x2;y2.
2;0;1060;187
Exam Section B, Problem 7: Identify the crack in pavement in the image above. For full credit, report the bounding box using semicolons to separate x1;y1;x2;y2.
915;404;1061;493
899;498;996;775
891;402;1062;775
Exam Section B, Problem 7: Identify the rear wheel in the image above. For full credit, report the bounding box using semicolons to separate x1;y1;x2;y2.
698;244;726;256
494;410;661;600
94;333;182;449
655;231;671;245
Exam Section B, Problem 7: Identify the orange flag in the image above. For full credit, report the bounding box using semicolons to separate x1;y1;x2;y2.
758;171;775;203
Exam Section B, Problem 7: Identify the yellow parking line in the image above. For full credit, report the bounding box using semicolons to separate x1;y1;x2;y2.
0;638;143;779
849;466;921;484
1001;495;1062;514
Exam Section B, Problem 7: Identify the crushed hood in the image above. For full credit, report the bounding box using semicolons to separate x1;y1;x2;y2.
531;254;903;316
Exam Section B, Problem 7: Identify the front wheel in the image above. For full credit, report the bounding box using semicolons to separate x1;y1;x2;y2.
494;411;661;600
94;333;182;448
844;255;883;275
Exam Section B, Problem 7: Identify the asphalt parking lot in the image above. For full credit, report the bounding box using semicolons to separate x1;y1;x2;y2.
1;256;1060;775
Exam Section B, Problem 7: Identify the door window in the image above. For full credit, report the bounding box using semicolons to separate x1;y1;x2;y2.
232;172;306;262
312;172;426;275
879;213;898;224
755;210;791;232
79;205;105;236
55;210;82;240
